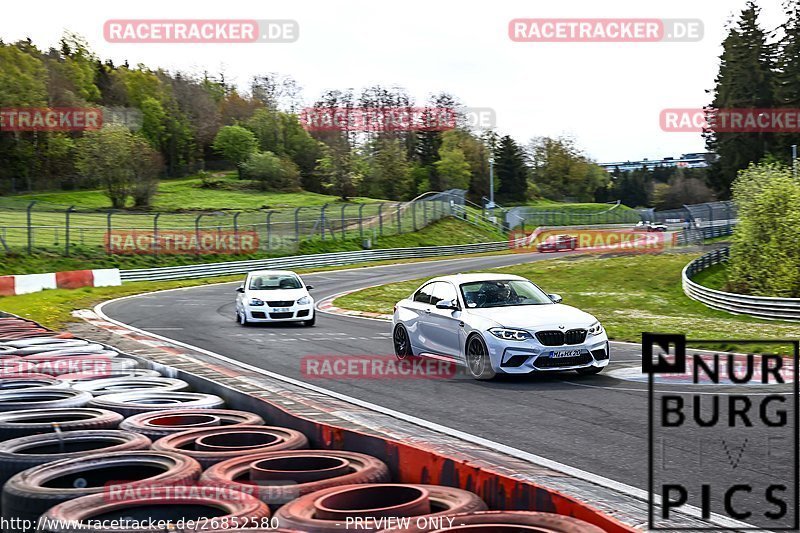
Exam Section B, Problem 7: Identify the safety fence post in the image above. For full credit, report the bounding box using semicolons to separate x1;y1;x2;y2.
26;201;36;254
266;211;274;252
153;213;160;258
195;214;204;256
233;212;241;254
65;206;75;256
358;204;365;241
106;212;113;256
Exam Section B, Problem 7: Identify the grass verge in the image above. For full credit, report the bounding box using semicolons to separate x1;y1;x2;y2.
9;174;382;211
0;217;506;275
334;252;800;353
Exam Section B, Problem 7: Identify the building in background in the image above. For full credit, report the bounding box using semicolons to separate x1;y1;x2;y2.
599;152;716;173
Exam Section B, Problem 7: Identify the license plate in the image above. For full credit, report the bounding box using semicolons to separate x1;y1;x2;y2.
272;307;291;313
549;349;582;358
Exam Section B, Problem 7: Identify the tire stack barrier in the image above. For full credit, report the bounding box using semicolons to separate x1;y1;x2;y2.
0;315;621;532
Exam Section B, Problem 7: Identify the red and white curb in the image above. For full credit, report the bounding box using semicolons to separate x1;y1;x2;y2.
316;290;392;321
1;268;120;296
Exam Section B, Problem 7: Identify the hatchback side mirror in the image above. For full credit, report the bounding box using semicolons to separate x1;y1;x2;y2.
236;286;245;293
436;299;459;310
548;293;562;304
306;285;314;290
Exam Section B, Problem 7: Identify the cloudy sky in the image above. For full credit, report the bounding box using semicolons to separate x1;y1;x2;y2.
0;0;787;162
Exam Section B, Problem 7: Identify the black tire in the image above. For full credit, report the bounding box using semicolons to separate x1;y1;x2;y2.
120;409;264;439
466;335;495;380
304;314;316;327
0;408;123;440
2;451;201;526
41;492;270;533
238;309;250;327
0;377;67;390
72;377;189;396
152;425;308;468
88;391;225;418
0;430;151;493
393;324;413;360
0;389;92;412
59;369;161;383
576;366;604;376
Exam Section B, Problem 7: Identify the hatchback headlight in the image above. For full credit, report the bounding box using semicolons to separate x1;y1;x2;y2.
588;321;604;336
249;298;265;306
489;328;532;341
297;296;312;305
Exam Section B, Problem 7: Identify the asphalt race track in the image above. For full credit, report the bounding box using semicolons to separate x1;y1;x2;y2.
102;251;796;526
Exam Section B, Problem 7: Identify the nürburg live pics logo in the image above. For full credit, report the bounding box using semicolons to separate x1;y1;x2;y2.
644;333;799;530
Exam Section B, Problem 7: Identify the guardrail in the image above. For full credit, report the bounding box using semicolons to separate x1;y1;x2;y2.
682;246;800;321
120;241;510;282
121;222;729;283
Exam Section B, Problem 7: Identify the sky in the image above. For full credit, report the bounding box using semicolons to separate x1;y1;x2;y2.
0;0;788;163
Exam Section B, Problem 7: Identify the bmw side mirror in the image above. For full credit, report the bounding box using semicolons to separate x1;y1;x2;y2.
236;286;245;293
548;293;562;303
306;285;314;290
436;299;459;310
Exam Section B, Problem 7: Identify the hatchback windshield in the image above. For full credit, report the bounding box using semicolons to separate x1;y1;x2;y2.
249;274;302;290
460;280;553;308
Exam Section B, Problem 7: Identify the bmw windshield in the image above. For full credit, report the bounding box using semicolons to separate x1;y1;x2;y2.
460;280;553;308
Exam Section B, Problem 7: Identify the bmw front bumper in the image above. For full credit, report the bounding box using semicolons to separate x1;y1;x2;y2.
482;332;610;374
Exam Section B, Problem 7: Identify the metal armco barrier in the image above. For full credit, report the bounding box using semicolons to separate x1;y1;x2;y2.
682;246;800;321
120;241;510;282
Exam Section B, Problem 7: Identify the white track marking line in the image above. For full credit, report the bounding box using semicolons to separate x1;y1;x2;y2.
94;294;753;530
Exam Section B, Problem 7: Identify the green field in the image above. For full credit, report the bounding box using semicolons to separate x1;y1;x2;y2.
0;216;507;275
334;252;800;352
9;174;382;211
508;200;640;227
690;262;729;291
0;175;462;256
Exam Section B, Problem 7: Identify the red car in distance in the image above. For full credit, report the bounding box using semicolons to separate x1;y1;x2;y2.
536;234;578;253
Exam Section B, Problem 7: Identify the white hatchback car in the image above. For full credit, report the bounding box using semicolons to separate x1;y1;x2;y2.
392;273;609;379
235;270;315;326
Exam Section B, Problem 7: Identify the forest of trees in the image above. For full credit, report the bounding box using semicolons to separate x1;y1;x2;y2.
4;1;797;210
0;33;621;208
705;0;800;196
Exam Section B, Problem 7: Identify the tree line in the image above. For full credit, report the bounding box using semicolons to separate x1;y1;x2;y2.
0;33;625;208
705;0;800;196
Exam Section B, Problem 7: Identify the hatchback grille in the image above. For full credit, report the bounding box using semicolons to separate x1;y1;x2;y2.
269;312;294;319
535;352;593;369
535;331;564;346
267;301;294;307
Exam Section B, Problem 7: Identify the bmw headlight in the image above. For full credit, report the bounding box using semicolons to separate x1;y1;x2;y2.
249;298;265;306
588;321;604;336
297;296;312;305
489;328;532;341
